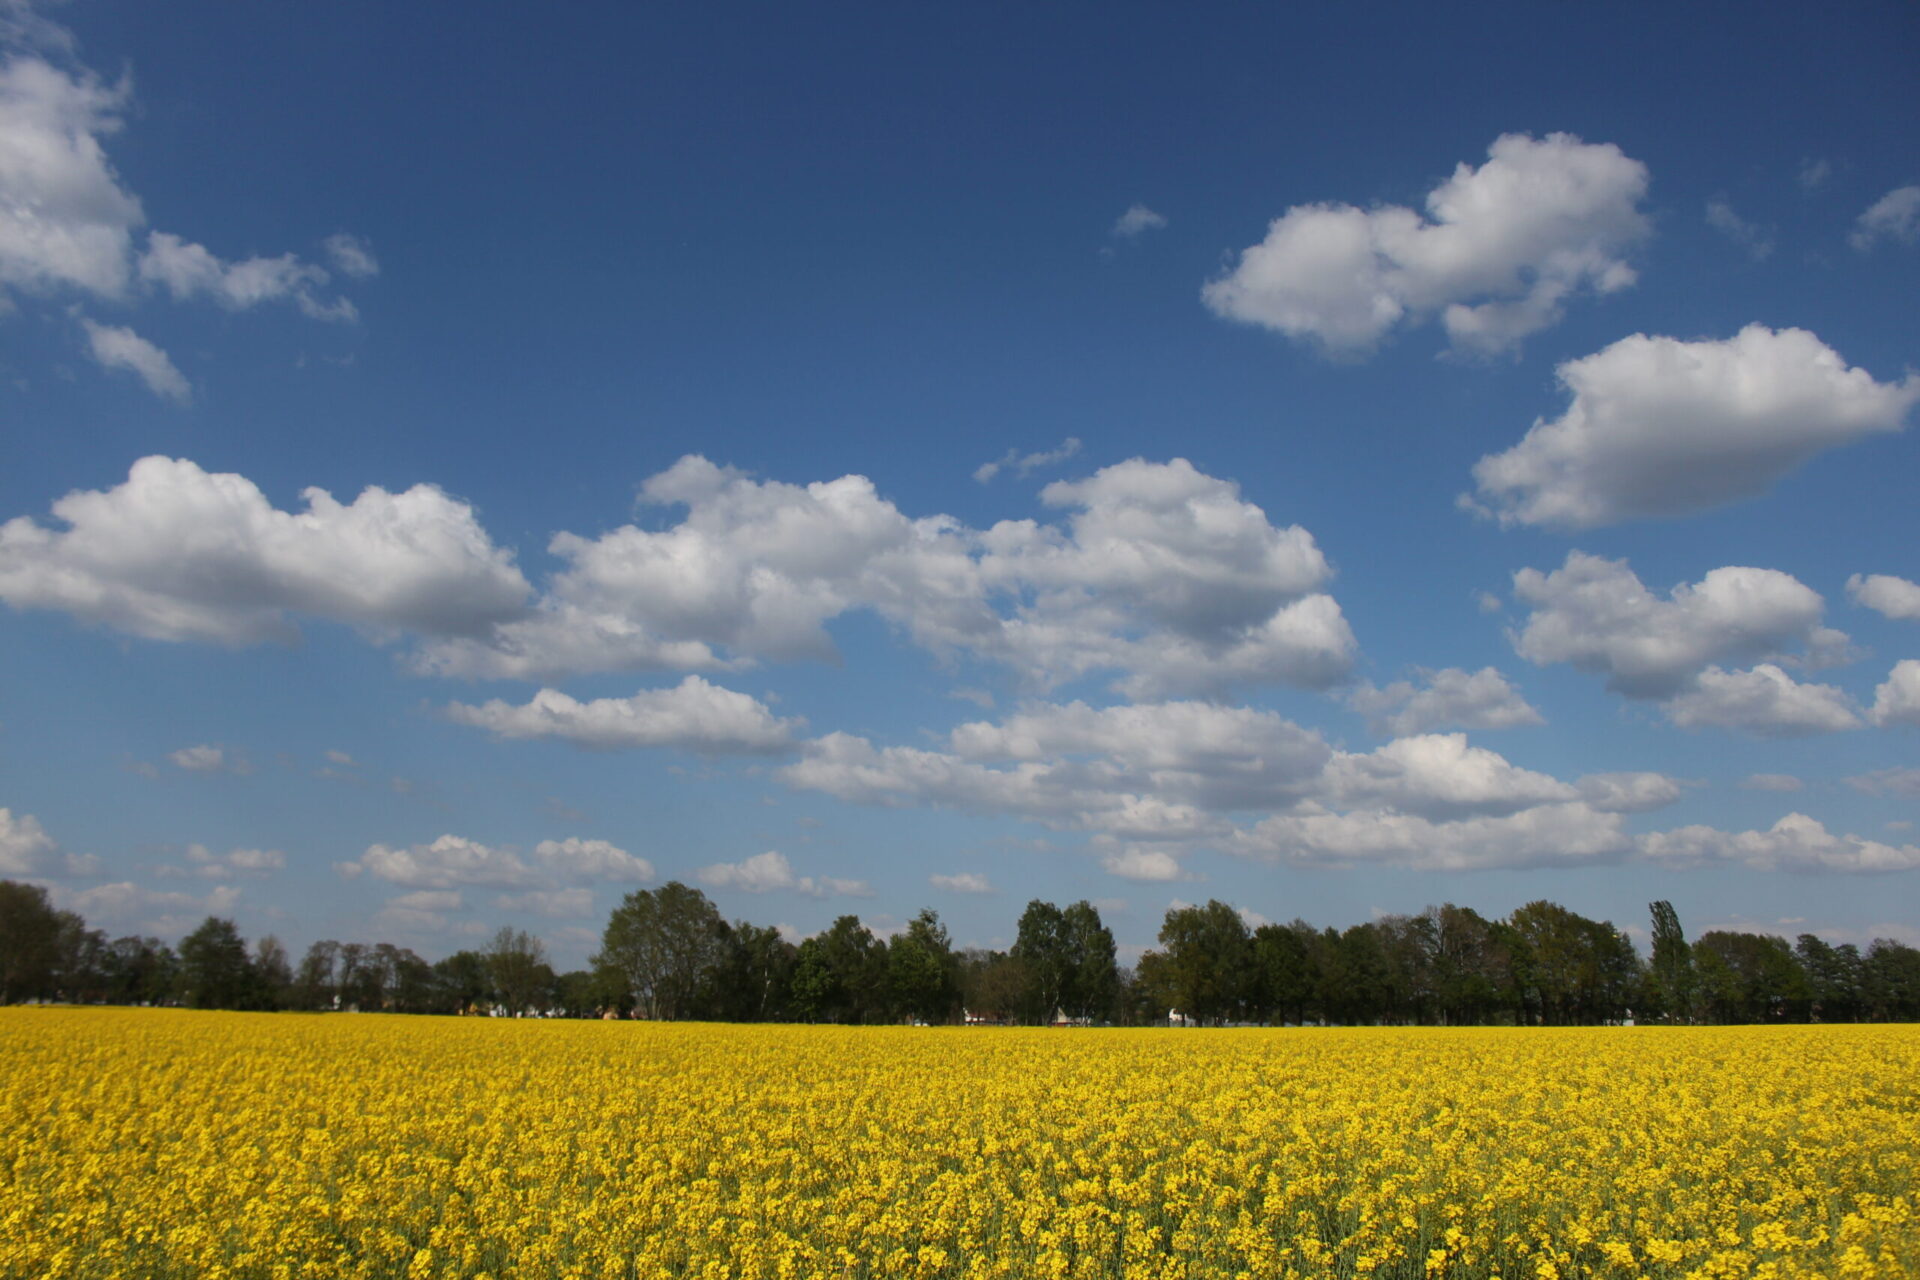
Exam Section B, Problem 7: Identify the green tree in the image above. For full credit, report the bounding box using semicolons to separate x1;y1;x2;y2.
1247;920;1319;1025
1011;901;1068;1024
888;909;960;1024
1796;934;1863;1022
1059;901;1119;1022
177;917;255;1010
1648;900;1694;1023
485;927;552;1015
712;921;797;1022
0;880;65;1003
593;882;727;1020
1158;900;1249;1024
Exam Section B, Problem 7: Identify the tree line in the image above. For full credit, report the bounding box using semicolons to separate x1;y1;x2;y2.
5;877;1918;1024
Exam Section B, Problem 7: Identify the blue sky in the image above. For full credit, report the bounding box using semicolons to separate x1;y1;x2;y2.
3;0;1918;967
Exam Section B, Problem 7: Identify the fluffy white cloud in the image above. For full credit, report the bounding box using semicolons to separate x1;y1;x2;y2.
1575;771;1685;813
1641;813;1920;873
1111;205;1167;238
0;456;532;646
929;872;994;894
1348;666;1543;737
446;676;801;754
697;850;871;898
1869;659;1920;727
57;880;240;935
420;455;1352;697
1851;185;1920;251
0;806;97;876
80;319;189;402
1661;664;1862;736
339;834;536;890
532;837;654;884
0;55;140;300
1099;847;1186;881
1509;552;1831;698
1230;801;1631;872
1203;132;1648;356
139;231;353;321
1469;326;1919;528
1849;573;1920;622
182;844;284;878
1323;733;1577;819
1704;198;1773;260
495;888;594;918
167;744;228;773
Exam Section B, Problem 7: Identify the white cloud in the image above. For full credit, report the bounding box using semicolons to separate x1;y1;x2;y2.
167;744;228;773
697;849;871;898
322;232;379;279
1851;185;1920;251
0;455;532;646
338;834;537;890
1203;132;1648;356
1111;204;1167;238
57;880;241;936
0;55;140;300
1741;773;1804;793
1869;659;1920;727
495;888;593;918
929;872;994;894
1704;198;1773;260
1642;813;1920;873
182;843;284;878
1231;801;1630;872
1467;326;1920;528
1323;733;1577;820
1100;847;1186;881
1575;771;1685;813
419;454;1352;698
973;437;1081;484
79;319;189;402
1509;552;1832;698
138;231;352;321
445;676;801;754
1845;767;1920;796
532;837;653;884
1848;573;1920;622
1348;666;1543;736
0;806;95;876
1662;664;1863;736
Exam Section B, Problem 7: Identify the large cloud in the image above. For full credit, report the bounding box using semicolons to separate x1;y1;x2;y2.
0;456;532;645
1229;801;1632;872
1203;132;1648;356
697;850;870;898
1467;326;1919;528
1660;664;1862;736
445;676;801;754
1348;666;1543;737
1641;813;1920;873
338;835;538;890
1509;552;1831;698
1869;660;1920;728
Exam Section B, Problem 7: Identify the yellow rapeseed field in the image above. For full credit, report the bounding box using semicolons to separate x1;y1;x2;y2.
2;1010;1916;1279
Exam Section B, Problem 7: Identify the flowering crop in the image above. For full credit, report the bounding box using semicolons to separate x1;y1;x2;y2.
3;1009;1916;1278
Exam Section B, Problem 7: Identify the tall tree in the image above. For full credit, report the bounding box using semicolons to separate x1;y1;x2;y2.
1158;900;1250;1024
177;917;255;1010
1059;900;1119;1022
888;909;960;1024
0;880;64;1003
484;927;552;1015
1648;900;1694;1023
594;882;728;1020
1011;901;1069;1024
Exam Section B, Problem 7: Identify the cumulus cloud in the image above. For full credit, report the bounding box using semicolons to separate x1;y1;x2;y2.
1111;205;1167;239
57;880;240;935
930;872;994;894
79;319;189;402
1641;813;1920;873
532;837;654;884
1230;801;1631;872
1323;733;1578;820
338;834;537;890
1704;198;1773;260
446;676;801;754
0;455;532;646
1848;573;1920;622
1661;664;1862;736
1099;847;1186;881
1509;552;1833;698
1575;771;1685;813
1467;326;1920;528
697;850;871;898
1348;666;1543;737
1203;132;1648;356
1869;659;1920;727
0;806;98;877
181;843;284;878
419;454;1352;698
1851;185;1920;251
973;437;1081;484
